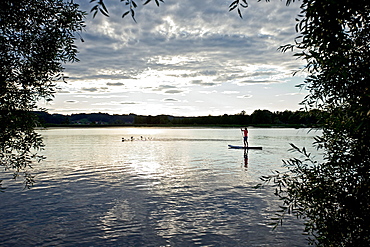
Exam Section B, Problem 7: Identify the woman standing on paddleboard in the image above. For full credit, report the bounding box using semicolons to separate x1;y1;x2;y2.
241;127;248;147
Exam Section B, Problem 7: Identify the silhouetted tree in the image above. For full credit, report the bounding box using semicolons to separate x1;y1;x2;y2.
259;0;370;246
0;0;85;190
250;109;273;124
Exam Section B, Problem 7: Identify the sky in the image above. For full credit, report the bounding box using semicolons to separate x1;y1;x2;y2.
39;0;308;117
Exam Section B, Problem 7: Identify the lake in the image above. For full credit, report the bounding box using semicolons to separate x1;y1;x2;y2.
0;127;321;246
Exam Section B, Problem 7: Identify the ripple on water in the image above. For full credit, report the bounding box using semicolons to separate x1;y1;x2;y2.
0;128;314;246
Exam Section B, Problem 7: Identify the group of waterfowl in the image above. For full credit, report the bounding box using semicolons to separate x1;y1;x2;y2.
122;136;153;142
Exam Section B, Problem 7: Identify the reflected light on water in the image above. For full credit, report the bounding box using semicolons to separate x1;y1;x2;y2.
0;127;320;246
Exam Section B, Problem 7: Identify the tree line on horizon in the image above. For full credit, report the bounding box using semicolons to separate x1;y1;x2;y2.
34;109;324;127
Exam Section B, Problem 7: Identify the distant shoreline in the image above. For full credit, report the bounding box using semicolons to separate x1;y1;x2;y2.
34;109;325;128
36;123;321;129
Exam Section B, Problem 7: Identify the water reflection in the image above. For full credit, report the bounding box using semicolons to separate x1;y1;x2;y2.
244;149;249;168
0;128;318;246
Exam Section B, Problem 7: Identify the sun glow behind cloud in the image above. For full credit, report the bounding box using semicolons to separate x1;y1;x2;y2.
38;0;307;116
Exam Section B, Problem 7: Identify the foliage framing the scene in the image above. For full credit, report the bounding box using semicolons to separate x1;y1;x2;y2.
0;0;85;190
259;0;370;246
96;0;370;245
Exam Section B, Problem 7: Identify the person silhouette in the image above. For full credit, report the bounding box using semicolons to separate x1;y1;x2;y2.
241;127;249;147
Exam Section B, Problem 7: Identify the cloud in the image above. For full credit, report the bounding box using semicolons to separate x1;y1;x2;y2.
222;91;239;94
164;89;183;94
92;101;140;105
57;90;71;93
120;102;140;105
79;87;110;93
163;98;179;102
106;82;124;86
238;94;253;99
199;90;217;94
238;80;279;84
70;0;302;83
81;87;99;92
74;94;126;99
45;0;307;116
154;85;177;91
190;80;218;86
64;100;78;104
276;92;306;96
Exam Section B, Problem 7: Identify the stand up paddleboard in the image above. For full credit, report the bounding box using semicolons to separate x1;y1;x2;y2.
228;145;262;150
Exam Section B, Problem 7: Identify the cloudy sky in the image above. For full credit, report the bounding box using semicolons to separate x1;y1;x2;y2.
39;0;307;116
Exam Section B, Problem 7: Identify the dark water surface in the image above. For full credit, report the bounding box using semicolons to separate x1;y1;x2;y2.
1;128;320;246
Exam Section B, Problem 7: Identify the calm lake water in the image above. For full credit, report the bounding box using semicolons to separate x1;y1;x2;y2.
0;127;321;246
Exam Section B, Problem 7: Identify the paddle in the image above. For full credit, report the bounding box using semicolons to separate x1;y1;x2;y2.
240;128;244;146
